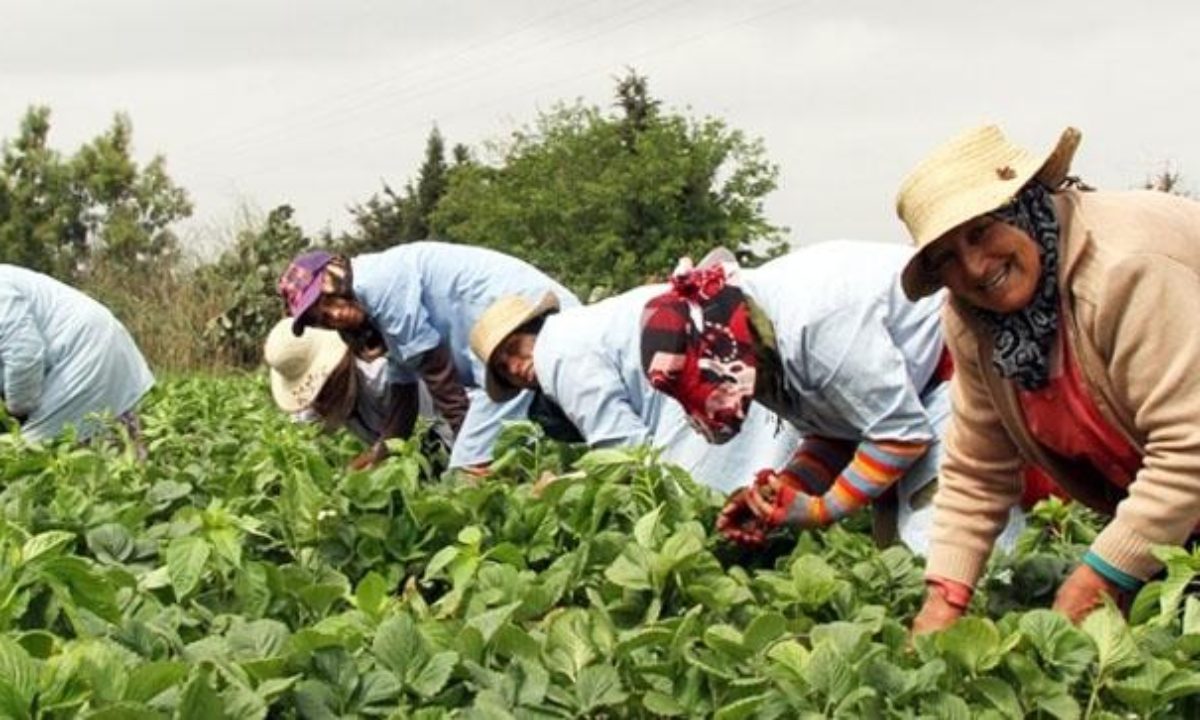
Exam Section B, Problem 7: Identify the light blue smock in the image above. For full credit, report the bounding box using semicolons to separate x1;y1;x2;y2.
534;285;800;493
740;241;1025;552
0;265;154;442
350;242;579;467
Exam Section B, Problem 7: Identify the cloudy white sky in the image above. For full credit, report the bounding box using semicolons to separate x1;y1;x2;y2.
3;0;1199;254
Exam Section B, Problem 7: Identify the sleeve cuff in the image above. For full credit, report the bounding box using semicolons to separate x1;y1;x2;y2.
1082;550;1144;593
923;542;989;589
1089;516;1165;582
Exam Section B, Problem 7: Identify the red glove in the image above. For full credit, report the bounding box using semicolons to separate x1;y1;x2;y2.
717;487;769;547
745;469;801;527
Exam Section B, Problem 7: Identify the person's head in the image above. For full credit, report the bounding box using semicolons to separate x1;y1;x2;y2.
896;125;1082;314
278;251;367;335
640;263;757;445
470;293;561;401
263;318;357;426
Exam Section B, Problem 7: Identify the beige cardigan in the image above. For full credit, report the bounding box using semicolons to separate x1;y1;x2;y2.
927;189;1200;586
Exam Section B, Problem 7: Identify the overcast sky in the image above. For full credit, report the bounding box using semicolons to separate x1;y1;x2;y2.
3;0;1199;255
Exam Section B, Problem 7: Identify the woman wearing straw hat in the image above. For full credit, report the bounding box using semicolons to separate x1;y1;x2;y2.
277;242;579;470
0;264;153;448
263;318;452;470
470;281;801;494
637;241;1031;555
898;124;1200;632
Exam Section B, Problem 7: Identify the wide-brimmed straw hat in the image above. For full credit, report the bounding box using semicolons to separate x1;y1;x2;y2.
263;317;349;413
896;124;1082;300
469;292;560;402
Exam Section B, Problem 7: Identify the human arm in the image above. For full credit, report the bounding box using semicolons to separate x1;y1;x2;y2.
349;380;420;471
1077;254;1200;583
746;437;931;527
415;342;468;435
0;285;46;421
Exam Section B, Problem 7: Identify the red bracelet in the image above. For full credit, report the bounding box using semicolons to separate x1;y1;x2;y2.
926;577;973;610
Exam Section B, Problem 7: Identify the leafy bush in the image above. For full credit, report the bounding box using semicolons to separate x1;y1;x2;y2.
0;375;1198;718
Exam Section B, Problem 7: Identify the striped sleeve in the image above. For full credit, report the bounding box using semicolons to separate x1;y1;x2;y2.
783;439;930;527
778;437;856;495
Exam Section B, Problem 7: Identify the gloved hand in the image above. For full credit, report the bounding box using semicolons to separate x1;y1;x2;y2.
745;468;811;527
1052;563;1123;624
717;487;769;547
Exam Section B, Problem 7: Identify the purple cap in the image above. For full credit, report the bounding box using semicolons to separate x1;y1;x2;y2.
278;250;333;336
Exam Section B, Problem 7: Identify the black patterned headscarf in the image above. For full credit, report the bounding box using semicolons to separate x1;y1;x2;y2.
974;182;1060;390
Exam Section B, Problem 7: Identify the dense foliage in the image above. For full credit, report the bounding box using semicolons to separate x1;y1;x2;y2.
0;376;1198;718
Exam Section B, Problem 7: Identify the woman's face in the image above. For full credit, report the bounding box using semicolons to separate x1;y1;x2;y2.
924;215;1042;314
307;295;367;331
492;331;539;390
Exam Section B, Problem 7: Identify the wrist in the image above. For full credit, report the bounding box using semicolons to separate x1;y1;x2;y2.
926;576;973;611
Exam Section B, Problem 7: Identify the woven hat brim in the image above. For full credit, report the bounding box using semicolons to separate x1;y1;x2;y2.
266;322;350;413
898;126;1081;300
471;292;560;402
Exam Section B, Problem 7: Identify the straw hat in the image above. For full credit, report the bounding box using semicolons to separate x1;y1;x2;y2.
263;317;349;412
896;124;1082;299
469;292;560;401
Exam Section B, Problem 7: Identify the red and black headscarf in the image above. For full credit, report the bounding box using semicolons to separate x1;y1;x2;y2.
640;263;758;443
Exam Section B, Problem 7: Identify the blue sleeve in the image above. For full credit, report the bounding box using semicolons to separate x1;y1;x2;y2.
449;388;534;467
0;285;46;416
362;272;442;365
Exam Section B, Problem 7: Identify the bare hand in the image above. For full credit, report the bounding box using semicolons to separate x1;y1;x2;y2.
1052;563;1122;624
348;442;388;471
911;589;965;636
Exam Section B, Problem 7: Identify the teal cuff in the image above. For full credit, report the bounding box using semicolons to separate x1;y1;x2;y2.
1082;550;1143;593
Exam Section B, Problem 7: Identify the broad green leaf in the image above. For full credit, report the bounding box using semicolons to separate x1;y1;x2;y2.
935;617;1004;675
633;505;663;548
178;666;224;720
465;602;522;645
228;619;290;660
124;660;188;704
1034;691;1081;720
714;692;771;720
165;536;211;600
970;677;1022;720
354;571;390;619
766;639;809;680
927;694;972;720
410;651;459;698
703;624;748;662
803;643;854;704
1081;605;1140;675
743;611;788;653
605;544;653;591
1018;610;1094;681
0;637;36;714
574;663;626;713
83;703;162;720
373;614;422;678
85;524;135;564
21;530;75;565
643;690;685;716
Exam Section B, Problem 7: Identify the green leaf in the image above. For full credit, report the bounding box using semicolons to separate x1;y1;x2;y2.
1018;610;1095;681
0;637;36;717
354;571;390;619
124;660;188;704
605;544;653;591
643;690;685;716
714;692;770;720
970;677;1022;720
633;505;663;548
410;651;459;698
1081;604;1140;676
934;616;1014;676
373;614;422;678
1034;691;1081;720
465;602;522;645
165;536;211;600
21;530;75;565
743;611;788;653
574;663;626;713
803;643;854;704
228;619;290;660
85;523;135;564
178;666;224;720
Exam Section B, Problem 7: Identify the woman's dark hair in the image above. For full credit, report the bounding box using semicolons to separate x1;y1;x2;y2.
311;351;358;428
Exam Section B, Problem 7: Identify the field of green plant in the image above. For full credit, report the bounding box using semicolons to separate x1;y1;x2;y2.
1;375;1199;719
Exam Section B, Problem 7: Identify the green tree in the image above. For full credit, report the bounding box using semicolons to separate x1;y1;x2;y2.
0;106;191;280
0;107;86;277
203;204;311;366
431;70;786;297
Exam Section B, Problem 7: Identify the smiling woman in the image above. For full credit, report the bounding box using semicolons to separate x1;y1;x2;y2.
898;124;1200;634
